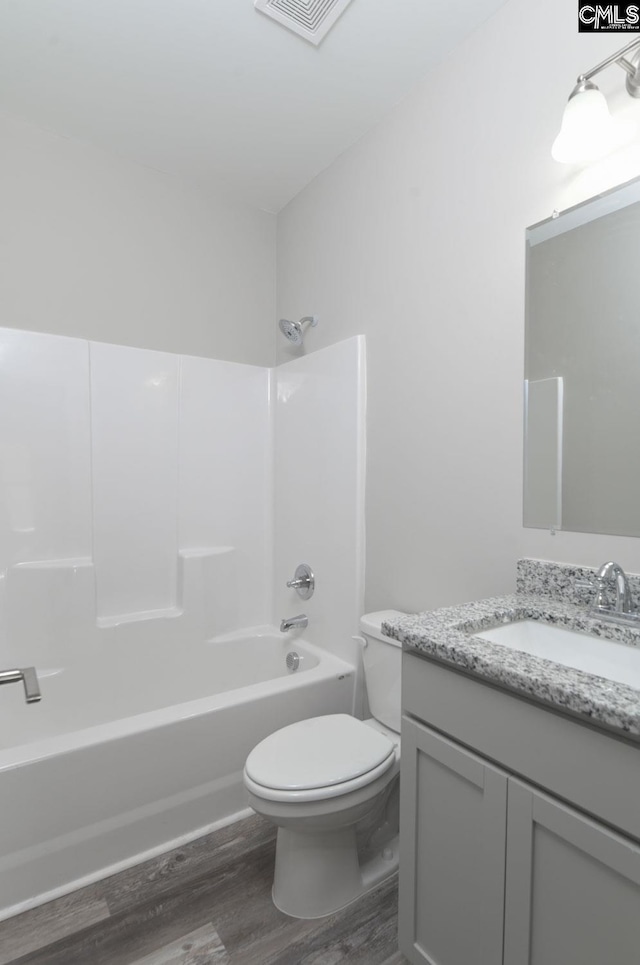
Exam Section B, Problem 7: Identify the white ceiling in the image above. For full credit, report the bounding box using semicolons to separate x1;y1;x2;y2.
0;0;507;212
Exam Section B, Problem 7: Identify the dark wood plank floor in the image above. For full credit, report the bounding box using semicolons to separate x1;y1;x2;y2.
0;814;408;964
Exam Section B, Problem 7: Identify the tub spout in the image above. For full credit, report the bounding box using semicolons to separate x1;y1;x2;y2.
280;614;308;632
0;667;41;703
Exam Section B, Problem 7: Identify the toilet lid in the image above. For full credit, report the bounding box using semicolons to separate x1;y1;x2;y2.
245;714;395;791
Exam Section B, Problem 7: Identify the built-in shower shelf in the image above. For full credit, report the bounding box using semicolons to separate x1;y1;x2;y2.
96;606;184;629
2;546;239;653
11;558;93;571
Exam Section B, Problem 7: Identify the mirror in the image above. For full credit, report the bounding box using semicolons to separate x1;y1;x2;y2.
524;175;640;537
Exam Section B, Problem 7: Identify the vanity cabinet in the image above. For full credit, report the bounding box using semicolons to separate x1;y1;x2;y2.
399;653;640;965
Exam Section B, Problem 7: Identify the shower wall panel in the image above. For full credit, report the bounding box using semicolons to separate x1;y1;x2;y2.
179;356;273;629
0;329;92;571
274;335;365;675
90;342;180;621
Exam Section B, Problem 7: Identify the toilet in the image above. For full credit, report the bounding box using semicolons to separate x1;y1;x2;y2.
243;610;404;919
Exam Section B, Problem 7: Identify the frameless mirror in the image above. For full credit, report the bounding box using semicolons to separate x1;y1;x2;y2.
524;175;640;537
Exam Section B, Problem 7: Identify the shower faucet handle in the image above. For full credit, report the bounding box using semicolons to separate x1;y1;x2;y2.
286;563;315;600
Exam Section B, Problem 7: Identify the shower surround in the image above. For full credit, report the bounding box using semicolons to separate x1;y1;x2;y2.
0;330;272;650
0;327;365;920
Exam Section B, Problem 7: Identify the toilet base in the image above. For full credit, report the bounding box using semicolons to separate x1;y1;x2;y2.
272;826;399;920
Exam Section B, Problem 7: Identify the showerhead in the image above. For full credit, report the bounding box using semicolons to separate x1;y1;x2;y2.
278;315;318;347
279;318;303;345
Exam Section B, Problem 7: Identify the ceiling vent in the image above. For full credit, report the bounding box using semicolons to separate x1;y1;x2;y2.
255;0;354;46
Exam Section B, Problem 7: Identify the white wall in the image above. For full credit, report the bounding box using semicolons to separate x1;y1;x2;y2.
277;0;640;613
0;110;276;366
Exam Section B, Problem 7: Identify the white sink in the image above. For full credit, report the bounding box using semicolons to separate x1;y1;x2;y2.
474;620;640;689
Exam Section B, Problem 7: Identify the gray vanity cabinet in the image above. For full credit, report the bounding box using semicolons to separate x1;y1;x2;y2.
503;781;640;965
400;653;640;965
399;718;507;965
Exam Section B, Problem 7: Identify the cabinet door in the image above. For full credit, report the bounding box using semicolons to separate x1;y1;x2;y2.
399;717;508;965
504;779;640;965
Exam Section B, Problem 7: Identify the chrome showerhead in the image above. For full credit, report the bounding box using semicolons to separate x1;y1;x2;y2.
278;315;318;347
279;318;303;345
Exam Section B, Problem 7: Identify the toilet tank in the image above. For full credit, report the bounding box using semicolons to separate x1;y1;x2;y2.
360;610;405;734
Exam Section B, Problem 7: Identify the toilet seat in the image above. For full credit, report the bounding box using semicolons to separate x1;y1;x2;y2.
244;714;396;804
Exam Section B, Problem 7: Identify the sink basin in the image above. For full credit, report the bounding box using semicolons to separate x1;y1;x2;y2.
474;620;640;689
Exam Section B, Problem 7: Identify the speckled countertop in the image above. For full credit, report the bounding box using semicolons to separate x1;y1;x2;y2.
383;560;640;740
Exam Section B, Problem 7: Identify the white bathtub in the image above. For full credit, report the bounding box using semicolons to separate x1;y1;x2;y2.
0;629;356;920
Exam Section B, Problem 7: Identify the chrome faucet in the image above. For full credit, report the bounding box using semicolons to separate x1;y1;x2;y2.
0;667;41;703
280;614;308;633
593;560;633;614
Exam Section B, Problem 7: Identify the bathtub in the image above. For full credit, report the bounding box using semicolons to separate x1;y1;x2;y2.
0;628;356;920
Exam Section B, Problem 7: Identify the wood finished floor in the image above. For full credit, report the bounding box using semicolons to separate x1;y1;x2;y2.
0;815;409;965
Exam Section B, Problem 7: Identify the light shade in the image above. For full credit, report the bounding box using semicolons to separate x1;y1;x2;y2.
551;86;636;163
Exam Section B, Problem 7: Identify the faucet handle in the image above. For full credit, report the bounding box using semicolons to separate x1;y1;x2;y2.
286;563;315;600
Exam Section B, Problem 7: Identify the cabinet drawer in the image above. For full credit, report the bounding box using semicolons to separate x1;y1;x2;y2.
403;651;640;841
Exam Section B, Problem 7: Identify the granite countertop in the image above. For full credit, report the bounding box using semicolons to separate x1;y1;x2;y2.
383;592;640;740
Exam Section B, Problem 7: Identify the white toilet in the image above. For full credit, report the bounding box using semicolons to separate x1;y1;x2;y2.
243;610;404;919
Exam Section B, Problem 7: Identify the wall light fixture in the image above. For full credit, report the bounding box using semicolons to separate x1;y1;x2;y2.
552;36;640;163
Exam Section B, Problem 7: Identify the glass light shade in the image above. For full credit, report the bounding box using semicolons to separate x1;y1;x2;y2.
551;87;636;164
